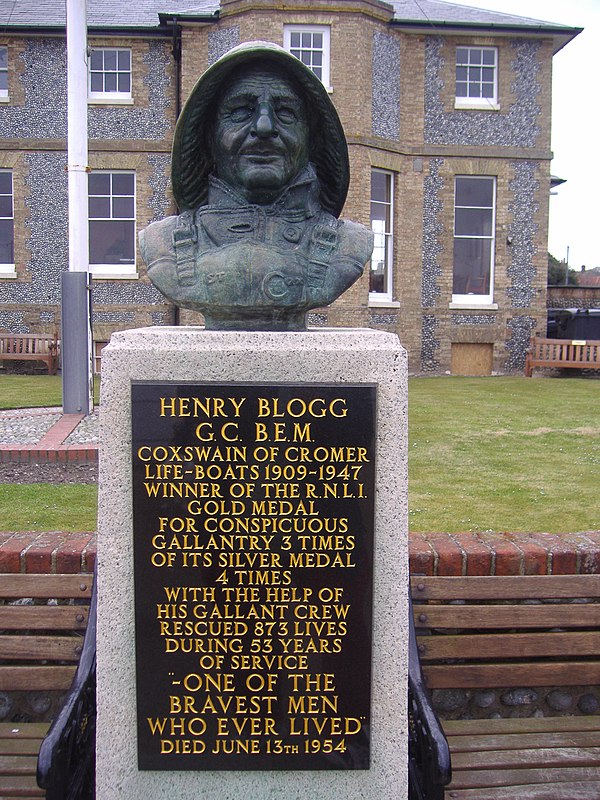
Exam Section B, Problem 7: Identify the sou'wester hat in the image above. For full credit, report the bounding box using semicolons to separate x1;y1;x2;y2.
171;41;350;217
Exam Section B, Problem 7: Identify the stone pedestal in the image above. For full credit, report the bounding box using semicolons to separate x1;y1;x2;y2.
97;327;408;799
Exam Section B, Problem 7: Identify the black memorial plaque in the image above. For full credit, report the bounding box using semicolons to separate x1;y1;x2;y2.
132;382;376;770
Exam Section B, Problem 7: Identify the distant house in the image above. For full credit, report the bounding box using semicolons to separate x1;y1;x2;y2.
0;0;581;374
577;268;600;288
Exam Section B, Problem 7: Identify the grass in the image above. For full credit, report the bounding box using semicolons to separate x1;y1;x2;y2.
0;374;598;534
409;376;600;533
0;484;98;532
0;374;100;409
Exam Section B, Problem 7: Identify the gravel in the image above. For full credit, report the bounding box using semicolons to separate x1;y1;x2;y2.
0;410;62;445
0;408;99;483
0;462;98;484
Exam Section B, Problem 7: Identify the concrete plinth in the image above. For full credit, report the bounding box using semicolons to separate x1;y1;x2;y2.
97;327;408;799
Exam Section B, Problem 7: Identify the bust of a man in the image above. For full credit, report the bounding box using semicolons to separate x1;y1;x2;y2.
139;41;373;331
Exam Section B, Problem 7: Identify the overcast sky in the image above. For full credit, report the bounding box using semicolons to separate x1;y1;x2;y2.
447;0;598;270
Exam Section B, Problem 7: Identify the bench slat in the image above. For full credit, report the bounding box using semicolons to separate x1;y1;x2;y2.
0;773;44;796
452;746;600;770
411;574;600;600
413;602;598;628
447;730;600;753
0;724;50;740
0;606;89;630
446;782;600;800
423;660;600;688
0;574;92;599
0;739;46;757
449;767;600;790
418;630;600;660
444;716;600;736
0;665;76;691
0;634;83;661
0;755;38;775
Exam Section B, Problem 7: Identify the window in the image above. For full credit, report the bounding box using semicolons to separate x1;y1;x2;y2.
88;171;136;276
89;48;131;101
369;169;393;301
455;47;497;108
284;25;331;89
0;46;8;98
0;170;14;274
453;176;495;305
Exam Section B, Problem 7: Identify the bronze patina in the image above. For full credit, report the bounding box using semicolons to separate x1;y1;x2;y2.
139;41;373;331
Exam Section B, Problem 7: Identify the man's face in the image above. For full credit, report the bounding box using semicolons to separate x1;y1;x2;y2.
212;67;309;204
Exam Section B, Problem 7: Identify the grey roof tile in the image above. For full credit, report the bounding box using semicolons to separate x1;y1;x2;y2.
0;0;578;31
0;0;217;28
389;0;568;28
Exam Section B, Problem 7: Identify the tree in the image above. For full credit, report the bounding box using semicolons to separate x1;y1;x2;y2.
548;252;578;286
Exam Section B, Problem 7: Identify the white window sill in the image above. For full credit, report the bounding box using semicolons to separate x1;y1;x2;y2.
88;96;134;105
369;297;400;308
449;301;498;310
90;271;138;280
0;95;10;104
454;100;500;111
0;268;16;278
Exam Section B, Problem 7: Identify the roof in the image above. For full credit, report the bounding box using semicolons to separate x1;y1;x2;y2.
389;0;581;53
390;0;564;28
0;0;582;50
0;1;218;30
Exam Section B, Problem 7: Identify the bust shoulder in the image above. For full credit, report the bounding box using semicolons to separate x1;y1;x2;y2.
138;215;179;272
337;219;375;267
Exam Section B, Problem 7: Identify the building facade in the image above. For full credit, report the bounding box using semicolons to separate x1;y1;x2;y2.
0;0;580;373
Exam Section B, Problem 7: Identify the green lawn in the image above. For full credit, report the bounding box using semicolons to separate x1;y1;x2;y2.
409;376;599;533
0;374;598;534
0;374;99;409
0;484;98;532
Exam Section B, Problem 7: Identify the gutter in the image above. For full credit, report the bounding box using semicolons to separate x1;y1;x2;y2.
159;12;219;26
1;24;173;38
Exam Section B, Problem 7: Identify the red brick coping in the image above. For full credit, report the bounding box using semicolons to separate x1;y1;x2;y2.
410;531;600;576
0;445;98;464
0;532;97;573
0;531;598;576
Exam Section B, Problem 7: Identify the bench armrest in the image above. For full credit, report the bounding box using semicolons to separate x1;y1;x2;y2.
408;594;451;800
37;576;96;800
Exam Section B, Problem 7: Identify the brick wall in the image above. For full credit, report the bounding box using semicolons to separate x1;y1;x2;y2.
0;531;96;574
1;530;597;577
410;531;600;576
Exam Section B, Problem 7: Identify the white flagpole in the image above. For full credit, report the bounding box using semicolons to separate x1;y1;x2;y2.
63;0;93;415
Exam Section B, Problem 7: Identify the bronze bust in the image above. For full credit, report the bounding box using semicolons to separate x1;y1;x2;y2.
139;41;373;331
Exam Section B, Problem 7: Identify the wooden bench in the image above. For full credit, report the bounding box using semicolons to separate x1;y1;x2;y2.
410;574;600;799
0;573;93;798
0;334;59;375
525;336;600;376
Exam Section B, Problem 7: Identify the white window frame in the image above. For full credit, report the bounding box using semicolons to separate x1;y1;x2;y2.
0;169;15;277
369;169;395;304
452;175;496;307
88;170;137;278
0;46;8;101
283;25;331;91
88;47;132;103
455;46;498;110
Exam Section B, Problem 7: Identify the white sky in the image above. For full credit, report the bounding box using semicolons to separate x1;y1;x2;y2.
447;0;598;270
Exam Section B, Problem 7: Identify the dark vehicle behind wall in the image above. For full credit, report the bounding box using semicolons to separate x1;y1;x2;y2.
547;308;600;339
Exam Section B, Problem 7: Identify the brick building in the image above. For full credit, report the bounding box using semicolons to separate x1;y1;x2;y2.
0;0;580;373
